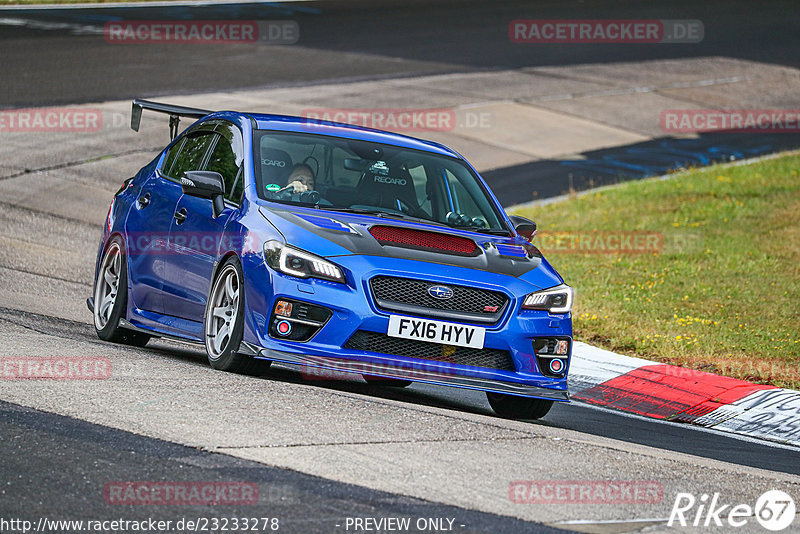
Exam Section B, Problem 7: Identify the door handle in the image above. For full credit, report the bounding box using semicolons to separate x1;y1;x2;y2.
174;208;187;224
137;192;151;208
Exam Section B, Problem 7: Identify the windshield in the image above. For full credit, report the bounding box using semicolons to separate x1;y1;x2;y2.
254;130;508;233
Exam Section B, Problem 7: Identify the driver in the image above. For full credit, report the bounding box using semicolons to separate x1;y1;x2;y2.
282;163;315;193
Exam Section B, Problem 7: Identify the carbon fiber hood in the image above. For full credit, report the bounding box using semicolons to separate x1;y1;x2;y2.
258;204;564;289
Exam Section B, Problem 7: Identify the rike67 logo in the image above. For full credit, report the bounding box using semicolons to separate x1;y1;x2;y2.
669;490;796;531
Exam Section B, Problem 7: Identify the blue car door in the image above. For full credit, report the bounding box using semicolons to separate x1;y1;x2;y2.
162;121;245;323
125;140;186;314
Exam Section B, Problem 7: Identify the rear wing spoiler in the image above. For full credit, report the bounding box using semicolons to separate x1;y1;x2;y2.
131;99;212;140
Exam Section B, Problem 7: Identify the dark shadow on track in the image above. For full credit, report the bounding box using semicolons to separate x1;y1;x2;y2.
272;368;800;476
0;400;570;534
255;364;800;476
3;306;798;477
482;132;800;207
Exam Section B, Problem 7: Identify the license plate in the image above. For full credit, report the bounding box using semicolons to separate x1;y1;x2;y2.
387;315;485;349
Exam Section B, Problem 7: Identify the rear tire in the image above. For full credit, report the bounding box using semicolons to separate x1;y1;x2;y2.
204;257;271;376
486;392;553;420
93;237;151;347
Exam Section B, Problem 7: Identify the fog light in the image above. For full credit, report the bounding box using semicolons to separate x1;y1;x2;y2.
533;337;570;378
275;300;293;317
276;320;292;336
268;299;333;342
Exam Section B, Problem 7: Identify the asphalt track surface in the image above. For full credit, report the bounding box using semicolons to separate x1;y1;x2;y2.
3;0;800;204
1;1;800;532
1;400;565;534
1;307;799;532
0;0;799;107
2;307;799;478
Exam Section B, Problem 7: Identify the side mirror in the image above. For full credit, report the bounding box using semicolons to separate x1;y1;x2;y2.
509;215;537;242
182;171;226;218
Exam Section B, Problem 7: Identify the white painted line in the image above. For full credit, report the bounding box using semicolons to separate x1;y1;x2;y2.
0;16;104;34
0;0;315;10
554;517;670;525
698;389;800;446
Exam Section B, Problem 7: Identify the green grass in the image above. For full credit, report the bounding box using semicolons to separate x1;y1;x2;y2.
512;152;800;388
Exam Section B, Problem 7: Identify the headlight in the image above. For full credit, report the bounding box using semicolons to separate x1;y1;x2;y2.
522;284;573;313
264;241;346;283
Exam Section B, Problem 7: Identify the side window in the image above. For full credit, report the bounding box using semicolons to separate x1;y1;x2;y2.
161;138;184;177
166;132;215;180
212;122;245;205
206;134;243;204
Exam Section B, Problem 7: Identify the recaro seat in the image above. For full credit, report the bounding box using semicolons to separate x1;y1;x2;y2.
260;148;293;190
356;164;420;213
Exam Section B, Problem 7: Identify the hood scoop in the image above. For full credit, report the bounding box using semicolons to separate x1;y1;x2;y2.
369;225;480;257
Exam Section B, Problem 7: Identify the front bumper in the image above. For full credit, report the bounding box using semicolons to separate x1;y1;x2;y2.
239;341;570;401
240;253;572;401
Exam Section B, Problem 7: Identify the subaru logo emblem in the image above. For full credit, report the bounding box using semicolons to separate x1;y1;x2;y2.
428;285;454;300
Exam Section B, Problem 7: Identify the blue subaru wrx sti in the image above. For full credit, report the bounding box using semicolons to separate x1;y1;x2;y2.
89;99;573;420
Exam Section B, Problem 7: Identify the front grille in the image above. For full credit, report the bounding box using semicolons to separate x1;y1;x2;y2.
344;330;516;371
370;276;508;323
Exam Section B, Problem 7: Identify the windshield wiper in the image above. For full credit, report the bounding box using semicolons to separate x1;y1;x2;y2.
315;206;452;228
315;206;405;219
265;198;318;208
315;206;511;235
467;228;512;236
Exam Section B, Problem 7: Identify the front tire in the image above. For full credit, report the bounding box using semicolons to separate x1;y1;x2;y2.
204;257;270;376
486;392;553;420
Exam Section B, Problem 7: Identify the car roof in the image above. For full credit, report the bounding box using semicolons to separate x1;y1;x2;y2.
241;112;463;160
